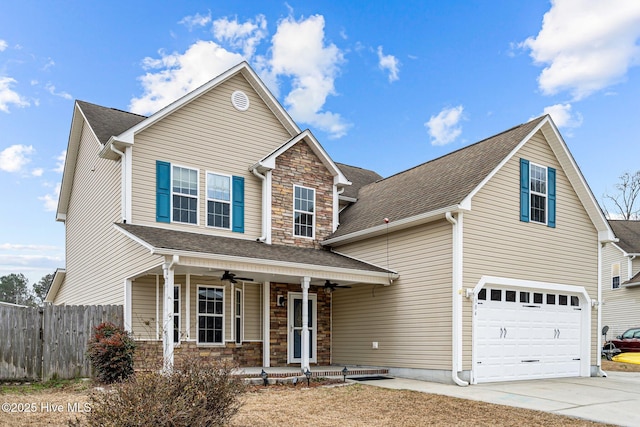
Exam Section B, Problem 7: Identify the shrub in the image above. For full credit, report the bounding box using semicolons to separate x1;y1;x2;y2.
78;357;246;426
86;322;136;384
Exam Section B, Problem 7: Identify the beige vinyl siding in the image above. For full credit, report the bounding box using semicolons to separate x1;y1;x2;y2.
130;74;292;238
332;220;453;370
463;130;599;367
601;243;639;338
131;275;160;340
243;283;262;341
56;121;161;305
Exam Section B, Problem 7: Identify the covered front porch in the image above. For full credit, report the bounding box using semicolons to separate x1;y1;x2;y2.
117;223;397;373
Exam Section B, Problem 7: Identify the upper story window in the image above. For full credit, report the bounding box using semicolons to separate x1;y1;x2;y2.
530;163;547;224
172;166;198;224
294;185;315;238
612;263;621;289
206;173;231;229
520;158;556;228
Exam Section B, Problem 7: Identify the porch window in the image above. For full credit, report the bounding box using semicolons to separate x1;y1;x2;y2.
294;185;315;238
172;166;198;224
206;172;231;229
173;285;180;343
235;288;242;344
197;286;224;344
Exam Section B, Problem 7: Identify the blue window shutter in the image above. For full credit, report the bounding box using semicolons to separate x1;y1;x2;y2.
156;161;171;223
548;167;556;228
520;159;530;222
232;176;244;233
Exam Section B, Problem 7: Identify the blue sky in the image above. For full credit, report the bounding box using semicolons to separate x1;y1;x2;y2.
1;1;640;285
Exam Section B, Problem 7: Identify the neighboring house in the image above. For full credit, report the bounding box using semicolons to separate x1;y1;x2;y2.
601;220;640;339
47;61;614;385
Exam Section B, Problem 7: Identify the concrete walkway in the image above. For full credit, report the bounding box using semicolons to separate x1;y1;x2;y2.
358;372;640;426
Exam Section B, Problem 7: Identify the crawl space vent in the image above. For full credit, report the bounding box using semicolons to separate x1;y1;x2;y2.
231;90;250;111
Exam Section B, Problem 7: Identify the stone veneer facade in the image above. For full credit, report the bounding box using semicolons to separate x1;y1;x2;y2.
135;282;332;370
271;140;335;249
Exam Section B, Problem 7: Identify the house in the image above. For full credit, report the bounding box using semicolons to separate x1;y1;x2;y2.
601;220;640;339
47;61;614;385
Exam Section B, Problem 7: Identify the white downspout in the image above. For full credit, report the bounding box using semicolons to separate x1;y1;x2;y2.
597;243;607;377
251;167;269;243
446;211;469;386
162;255;178;372
110;145;127;223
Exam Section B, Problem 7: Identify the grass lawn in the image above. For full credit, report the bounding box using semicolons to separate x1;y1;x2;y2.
2;361;636;426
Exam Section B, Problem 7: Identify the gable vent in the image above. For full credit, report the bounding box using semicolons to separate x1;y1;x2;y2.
231;90;250;111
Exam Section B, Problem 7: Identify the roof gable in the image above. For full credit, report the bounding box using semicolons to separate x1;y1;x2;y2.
327;115;614;244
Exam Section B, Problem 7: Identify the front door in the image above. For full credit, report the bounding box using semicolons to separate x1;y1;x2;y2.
288;293;317;363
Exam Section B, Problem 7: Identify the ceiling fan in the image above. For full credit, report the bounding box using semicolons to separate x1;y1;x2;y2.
220;270;254;284
323;280;352;293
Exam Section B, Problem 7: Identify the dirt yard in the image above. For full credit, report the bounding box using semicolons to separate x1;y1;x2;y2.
2;360;636;426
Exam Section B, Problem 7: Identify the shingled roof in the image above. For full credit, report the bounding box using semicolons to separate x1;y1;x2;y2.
609;220;640;254
330;116;547;239
116;223;391;273
336;163;383;200
76;100;147;144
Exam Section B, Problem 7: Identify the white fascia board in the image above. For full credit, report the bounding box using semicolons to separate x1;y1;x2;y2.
150;248;392;284
610;242;629;257
461;117;548;209
117;62;300;144
258;130;351;186
330;249;399;280
56;103;88;220
324;205;463;246
44;268;66;303
113;224;156;252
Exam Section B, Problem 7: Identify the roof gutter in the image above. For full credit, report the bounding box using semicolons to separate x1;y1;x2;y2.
446;211;469;387
250;164;269;243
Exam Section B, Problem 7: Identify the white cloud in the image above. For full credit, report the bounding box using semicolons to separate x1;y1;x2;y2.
129;40;245;115
0;144;34;172
45;83;72;100
54;150;66;173
0;40;7;51
0;77;29;112
377;46;400;82
39;182;60;212
31;168;43;177
213;15;267;58
540;103;583;130
179;12;212;30
522;0;640;100
425;106;464;146
269;15;349;138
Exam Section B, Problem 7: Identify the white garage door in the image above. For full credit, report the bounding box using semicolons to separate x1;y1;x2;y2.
474;287;583;383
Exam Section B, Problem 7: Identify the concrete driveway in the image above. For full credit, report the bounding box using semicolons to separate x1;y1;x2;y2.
361;372;640;426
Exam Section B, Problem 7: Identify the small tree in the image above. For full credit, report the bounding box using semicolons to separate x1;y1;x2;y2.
603;171;640;220
32;273;53;305
87;322;136;383
0;273;30;305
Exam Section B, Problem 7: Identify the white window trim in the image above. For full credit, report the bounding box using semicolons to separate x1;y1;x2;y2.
173;285;181;345
234;287;243;345
196;285;225;346
612;262;621;290
529;162;548;225
171;164;200;226
205;171;233;230
293;184;316;239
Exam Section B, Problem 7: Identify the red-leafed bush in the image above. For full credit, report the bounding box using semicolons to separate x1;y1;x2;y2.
87;322;136;383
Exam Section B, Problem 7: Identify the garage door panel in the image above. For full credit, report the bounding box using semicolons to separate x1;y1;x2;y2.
474;286;584;383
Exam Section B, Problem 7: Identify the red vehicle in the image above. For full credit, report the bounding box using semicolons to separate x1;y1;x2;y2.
610;328;640;353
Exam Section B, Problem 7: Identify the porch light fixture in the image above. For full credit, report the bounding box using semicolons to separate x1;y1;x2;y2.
304;368;312;387
260;369;268;386
342;366;348;382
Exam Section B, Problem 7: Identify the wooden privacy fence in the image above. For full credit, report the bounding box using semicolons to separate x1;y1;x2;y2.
0;303;123;381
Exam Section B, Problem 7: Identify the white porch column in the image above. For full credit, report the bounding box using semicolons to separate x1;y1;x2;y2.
301;276;311;371
162;256;178;371
262;281;271;367
123;279;132;332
